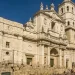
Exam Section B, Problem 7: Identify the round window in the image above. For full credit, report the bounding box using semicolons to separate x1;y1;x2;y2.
6;52;9;55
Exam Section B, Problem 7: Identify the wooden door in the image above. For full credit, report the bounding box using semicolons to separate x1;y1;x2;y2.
50;58;54;67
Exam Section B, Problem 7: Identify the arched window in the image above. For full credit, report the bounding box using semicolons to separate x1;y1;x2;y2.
67;21;70;25
61;8;63;13
51;22;55;31
72;7;73;12
50;48;58;67
67;6;69;12
73;22;74;26
50;48;58;55
6;52;9;55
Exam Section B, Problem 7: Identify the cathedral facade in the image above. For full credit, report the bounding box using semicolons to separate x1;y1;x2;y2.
0;0;75;69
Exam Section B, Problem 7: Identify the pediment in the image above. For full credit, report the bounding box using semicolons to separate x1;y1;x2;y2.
45;11;64;23
34;10;65;23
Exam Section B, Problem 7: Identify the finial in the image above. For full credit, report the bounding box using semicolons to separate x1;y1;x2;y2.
29;17;32;22
51;3;54;7
40;2;43;10
46;5;48;10
50;3;55;10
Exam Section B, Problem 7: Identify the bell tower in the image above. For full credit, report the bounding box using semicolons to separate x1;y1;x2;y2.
58;0;75;67
58;0;75;43
58;0;75;27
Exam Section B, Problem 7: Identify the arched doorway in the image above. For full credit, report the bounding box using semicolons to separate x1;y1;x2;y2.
50;48;59;67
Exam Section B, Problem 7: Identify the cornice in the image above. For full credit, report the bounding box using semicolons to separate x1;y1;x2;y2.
0;19;23;29
64;18;75;21
34;10;52;18
37;41;50;46
66;46;75;50
23;31;67;45
37;37;67;46
0;30;67;46
24;29;37;34
60;12;75;17
65;26;75;31
25;53;34;57
50;54;59;57
0;30;37;42
40;30;60;37
23;35;37;42
1;30;23;37
59;45;66;50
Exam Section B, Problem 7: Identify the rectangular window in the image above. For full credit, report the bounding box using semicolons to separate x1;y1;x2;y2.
6;42;10;48
27;58;32;65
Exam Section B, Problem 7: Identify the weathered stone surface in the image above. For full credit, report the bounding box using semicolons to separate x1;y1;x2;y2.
0;0;75;74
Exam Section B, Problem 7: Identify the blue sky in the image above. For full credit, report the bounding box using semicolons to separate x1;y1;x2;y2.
0;0;75;24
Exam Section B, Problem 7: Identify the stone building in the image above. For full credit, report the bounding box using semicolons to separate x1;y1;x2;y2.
0;0;75;70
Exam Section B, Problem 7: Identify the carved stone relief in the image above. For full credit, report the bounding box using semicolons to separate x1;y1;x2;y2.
27;45;32;51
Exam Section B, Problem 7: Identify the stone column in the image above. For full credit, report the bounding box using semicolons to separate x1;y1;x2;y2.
59;48;62;68
63;50;67;68
69;51;72;69
63;50;65;68
74;51;75;62
0;32;3;62
47;47;50;66
36;45;40;66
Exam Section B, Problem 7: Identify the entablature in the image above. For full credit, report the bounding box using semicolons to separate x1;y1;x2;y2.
37;32;67;46
0;28;67;46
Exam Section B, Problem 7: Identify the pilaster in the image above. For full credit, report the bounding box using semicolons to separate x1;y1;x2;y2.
23;52;26;65
59;48;62;67
69;53;72;69
69;50;72;69
63;50;65;68
47;47;50;66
